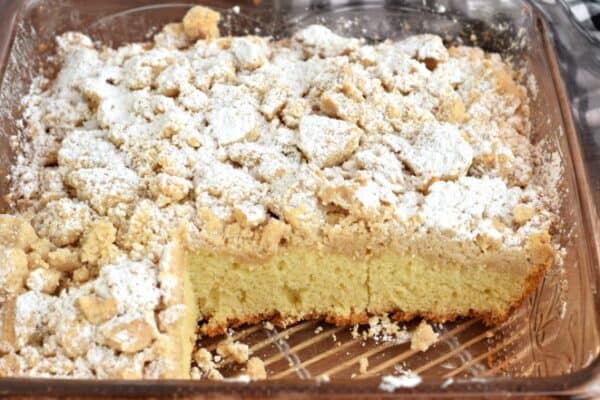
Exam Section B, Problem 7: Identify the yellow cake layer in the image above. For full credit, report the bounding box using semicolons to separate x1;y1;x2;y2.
187;249;369;335
179;260;201;377
186;248;542;336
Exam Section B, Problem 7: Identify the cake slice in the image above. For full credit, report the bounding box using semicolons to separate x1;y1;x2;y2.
0;6;557;378
186;175;554;336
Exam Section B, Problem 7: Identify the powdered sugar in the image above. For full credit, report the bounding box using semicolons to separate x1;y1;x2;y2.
380;370;422;391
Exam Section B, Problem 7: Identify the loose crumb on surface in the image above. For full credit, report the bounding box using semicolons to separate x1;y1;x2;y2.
216;339;250;364
368;316;411;343
182;5;221;40
246;356;267;380
359;357;369;374
410;320;438;352
263;321;274;330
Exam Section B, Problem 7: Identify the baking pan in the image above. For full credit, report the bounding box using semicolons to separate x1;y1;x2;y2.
0;0;598;398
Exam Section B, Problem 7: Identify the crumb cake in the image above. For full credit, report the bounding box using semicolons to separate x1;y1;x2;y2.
0;6;557;378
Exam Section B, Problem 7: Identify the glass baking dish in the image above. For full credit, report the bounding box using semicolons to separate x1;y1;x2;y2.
0;0;598;397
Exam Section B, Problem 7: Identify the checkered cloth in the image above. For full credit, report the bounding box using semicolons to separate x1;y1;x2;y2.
558;0;600;192
565;0;600;39
561;0;600;124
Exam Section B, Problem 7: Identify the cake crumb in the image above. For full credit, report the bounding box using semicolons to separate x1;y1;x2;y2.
207;368;224;380
216;339;250;364
263;321;274;330
47;248;79;272
182;6;220;40
359;357;369;374
410;320;438;352
193;347;227;381
368;316;411;343
190;366;202;379
80;220;117;266
193;348;214;372
246;356;267;380
513;204;535;226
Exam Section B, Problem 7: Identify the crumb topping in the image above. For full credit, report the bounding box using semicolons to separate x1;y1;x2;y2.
10;15;553;263
0;217;186;378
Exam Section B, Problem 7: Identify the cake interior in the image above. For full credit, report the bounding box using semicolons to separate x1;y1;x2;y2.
180;259;201;376
185;247;543;336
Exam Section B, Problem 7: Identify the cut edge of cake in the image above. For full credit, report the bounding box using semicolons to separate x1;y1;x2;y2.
183;229;554;337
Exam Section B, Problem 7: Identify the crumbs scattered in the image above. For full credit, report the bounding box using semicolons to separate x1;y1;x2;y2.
216;339;250;364
192;339;266;381
367;316;411;343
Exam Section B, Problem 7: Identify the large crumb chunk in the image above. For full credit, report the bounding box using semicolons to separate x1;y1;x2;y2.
231;37;270;70
293;25;359;57
76;295;118;324
47;248;80;272
32;199;93;247
384;122;473;186
25;267;61;294
246;357;267;380
80;220;118;265
103;319;154;353
182;6;220;40
208;84;261;145
58;130;124;171
65;167;143;216
0;215;38;250
216;339;249;364
395;34;449;63
298;115;363;168
0;247;29;301
410;320;438;352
